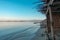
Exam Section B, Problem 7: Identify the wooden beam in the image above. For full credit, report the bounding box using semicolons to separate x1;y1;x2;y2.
53;10;60;12
53;2;60;5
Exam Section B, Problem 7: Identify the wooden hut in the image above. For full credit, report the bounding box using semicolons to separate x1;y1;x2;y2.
38;0;60;40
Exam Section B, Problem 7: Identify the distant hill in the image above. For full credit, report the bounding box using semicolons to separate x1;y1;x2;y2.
0;20;42;22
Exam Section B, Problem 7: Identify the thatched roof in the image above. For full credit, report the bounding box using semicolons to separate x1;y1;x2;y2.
38;0;60;14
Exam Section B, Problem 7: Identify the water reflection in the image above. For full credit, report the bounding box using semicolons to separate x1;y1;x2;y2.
0;22;40;40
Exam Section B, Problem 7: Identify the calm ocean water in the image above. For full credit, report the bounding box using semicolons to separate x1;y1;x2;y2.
0;22;40;40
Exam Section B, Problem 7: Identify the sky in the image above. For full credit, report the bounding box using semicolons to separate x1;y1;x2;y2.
0;0;46;20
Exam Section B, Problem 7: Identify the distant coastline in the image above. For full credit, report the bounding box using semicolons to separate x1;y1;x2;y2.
0;20;42;22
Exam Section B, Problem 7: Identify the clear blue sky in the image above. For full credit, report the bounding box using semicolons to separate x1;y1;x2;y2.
0;0;46;20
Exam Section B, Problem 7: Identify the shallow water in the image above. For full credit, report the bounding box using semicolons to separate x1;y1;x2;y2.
0;22;40;40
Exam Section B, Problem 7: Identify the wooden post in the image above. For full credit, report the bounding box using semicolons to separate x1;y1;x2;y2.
48;6;55;40
46;0;55;40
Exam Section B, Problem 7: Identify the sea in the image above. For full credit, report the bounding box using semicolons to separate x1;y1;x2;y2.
0;22;40;40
